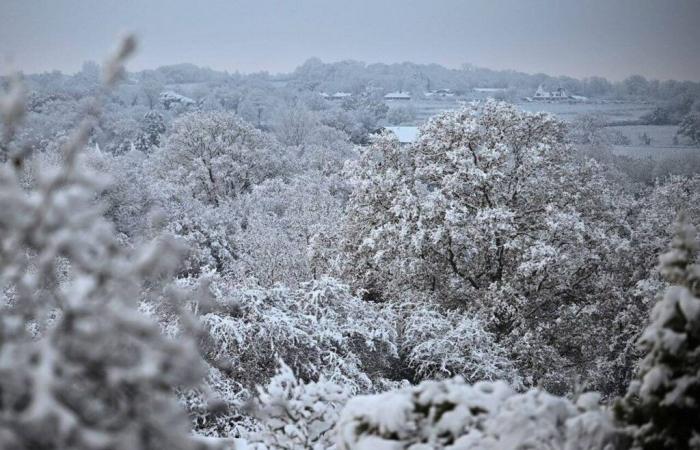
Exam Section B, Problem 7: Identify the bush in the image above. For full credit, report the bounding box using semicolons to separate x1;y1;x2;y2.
192;276;399;428
336;377;621;450
248;362;350;450
0;38;211;450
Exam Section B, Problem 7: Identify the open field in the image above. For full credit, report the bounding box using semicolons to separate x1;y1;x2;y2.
612;145;700;160
517;101;654;123
606;124;697;147
388;98;656;125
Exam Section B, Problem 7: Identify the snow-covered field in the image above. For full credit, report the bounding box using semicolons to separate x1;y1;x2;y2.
391;98;655;125
390;99;700;160
611;145;700;160
608;124;691;146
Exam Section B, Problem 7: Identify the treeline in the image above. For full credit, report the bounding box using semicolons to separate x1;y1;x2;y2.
290;59;700;101
10;57;700;102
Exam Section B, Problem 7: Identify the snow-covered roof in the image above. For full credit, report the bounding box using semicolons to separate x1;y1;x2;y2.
425;89;455;97
385;126;419;144
330;92;352;99
474;88;507;93
159;90;195;105
534;84;569;99
384;91;411;99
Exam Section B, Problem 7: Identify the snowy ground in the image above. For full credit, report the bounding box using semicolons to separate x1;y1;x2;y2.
517;100;654;122
611;145;700;160
607;124;692;146
387;98;655;125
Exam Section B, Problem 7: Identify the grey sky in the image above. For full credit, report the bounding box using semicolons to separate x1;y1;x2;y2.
1;0;699;81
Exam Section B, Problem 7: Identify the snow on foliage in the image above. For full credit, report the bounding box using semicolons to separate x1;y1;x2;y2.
231;175;346;286
616;218;700;450
182;275;516;442
198;276;398;394
151;111;286;207
185;276;399;438
336;377;621;450
396;303;519;385
342;100;642;394
160;90;196;109
248;362;350;450
0;37;218;450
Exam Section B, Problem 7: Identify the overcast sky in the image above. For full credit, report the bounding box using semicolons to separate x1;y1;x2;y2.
1;0;699;81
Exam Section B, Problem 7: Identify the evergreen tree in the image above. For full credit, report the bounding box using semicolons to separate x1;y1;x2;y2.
616;218;700;449
135;110;166;152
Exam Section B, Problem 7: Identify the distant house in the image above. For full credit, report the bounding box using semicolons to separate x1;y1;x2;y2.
329;92;352;100
425;89;455;98
384;91;411;101
533;84;569;101
384;126;419;144
160;91;196;109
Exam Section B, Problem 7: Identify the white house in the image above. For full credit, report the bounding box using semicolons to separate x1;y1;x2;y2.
384;91;411;101
533;84;569;100
425;89;455;98
329;92;352;100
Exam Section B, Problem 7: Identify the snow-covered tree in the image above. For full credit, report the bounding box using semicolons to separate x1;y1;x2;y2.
84;146;156;237
232;175;345;286
678;112;700;145
137;70;166;110
197;277;398;397
248;362;350;450
135;110;166;152
0;37;213;450
152;111;287;206
342;100;632;393
340;132;408;300
395;303;519;385
319;94;388;144
272;105;319;147
164;199;241;276
616;218;700;450
345;100;616;303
